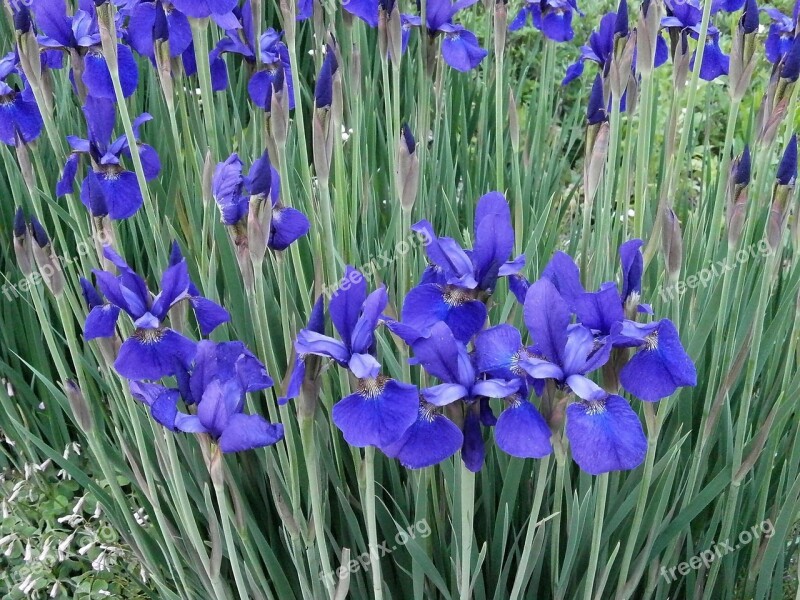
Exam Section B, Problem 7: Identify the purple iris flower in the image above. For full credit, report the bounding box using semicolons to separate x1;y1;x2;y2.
84;246;228;380
509;0;584;43
401;0;487;71
212;151;310;247
511;280;611;400
293;267;419;448
0;53;43;146
410;322;520;470
400;192;524;342
248;30;295;111
279;296;325;405
763;6;799;64
382;399;465;468
31;0;139;99
170;0;238;20
126;0;193;60
295;266;388;379
712;0;746;12
563;7;668;85
564;394;647;475
208;2;295;106
662;0;730;81
168;242;232;335
297;0;313;20
342;0;380;27
129;340;283;453
610;319;698;401
543;239;651;339
493;385;553;459
56;97;160;220
212;153;249;225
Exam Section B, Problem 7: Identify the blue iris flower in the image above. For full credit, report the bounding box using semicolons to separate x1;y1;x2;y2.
662;0;730;81
400;0;487;71
296;266;388;379
0;53;43;146
126;0;193;60
56;97;160;220
207;2;295;106
610;319;698;401
521;279;647;474
410;321;520;471
31;0;139;99
129;340;283;453
294;267;420;448
279;296;326;405
84;245;229;381
763;6;799;64
563;4;668;86
400;192;525;343
212;150;310;247
170;0;238;20
509;0;584;43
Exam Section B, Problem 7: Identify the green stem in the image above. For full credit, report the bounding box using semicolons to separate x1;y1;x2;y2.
459;463;475;600
364;446;384;600
584;473;609;600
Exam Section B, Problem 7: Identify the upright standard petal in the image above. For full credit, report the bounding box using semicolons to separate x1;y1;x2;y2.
523;278;570;366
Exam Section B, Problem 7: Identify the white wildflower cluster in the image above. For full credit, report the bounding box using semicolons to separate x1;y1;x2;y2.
0;443;150;597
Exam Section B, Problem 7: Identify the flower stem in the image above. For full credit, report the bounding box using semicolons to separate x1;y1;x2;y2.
364;446;384;600
459;463;475;600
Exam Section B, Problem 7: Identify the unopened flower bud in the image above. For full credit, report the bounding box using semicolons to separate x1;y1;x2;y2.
494;1;508;52
248;196;273;264
636;0;662;76
64;380;94;432
202;148;215;205
13;208;33;277
727;146;751;247
729;0;759;101
585;119;610;208
30;217;65;296
397;124;419;212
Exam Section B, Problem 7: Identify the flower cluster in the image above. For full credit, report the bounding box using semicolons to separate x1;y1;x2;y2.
287;193;697;475
80;242;284;453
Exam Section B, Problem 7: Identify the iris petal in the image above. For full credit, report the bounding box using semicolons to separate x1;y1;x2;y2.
565;395;647;475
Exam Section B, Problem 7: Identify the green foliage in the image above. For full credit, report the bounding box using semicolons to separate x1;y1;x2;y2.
0;1;799;599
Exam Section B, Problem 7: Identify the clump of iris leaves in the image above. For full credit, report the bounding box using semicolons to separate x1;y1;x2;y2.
0;0;799;599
